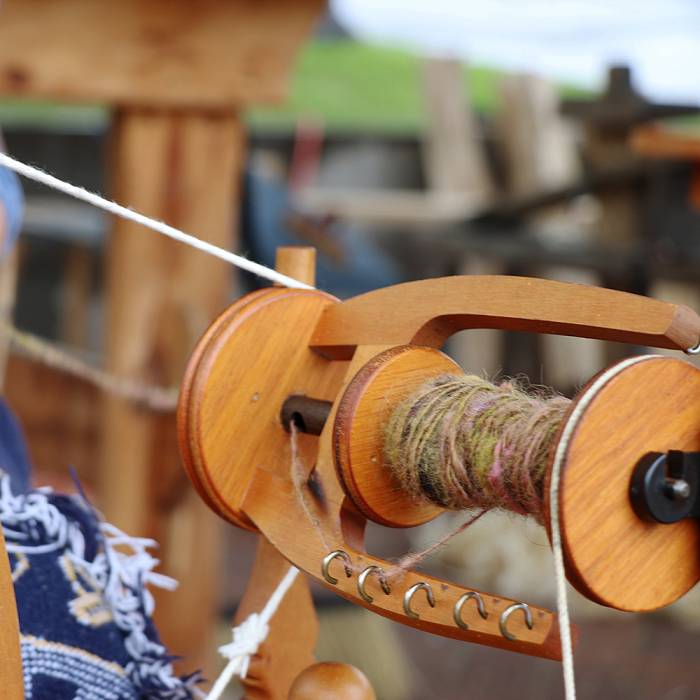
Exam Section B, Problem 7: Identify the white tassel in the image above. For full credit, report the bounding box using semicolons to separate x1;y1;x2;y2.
206;566;300;700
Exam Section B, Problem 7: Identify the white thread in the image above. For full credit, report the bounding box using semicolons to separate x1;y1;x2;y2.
0;150;309;696
549;354;654;700
0;147;606;698
0;152;313;290
206;566;300;700
5;320;178;412
0;477;79;555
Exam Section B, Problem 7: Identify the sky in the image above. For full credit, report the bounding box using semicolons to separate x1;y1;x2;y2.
333;0;700;102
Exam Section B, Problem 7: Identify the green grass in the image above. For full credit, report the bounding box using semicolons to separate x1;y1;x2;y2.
0;99;107;131
0;39;592;135
246;40;504;133
247;40;592;134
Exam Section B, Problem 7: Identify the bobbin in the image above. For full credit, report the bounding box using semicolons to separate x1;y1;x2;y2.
177;249;700;660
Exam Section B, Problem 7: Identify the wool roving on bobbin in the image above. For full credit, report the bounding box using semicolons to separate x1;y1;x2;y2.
383;374;570;523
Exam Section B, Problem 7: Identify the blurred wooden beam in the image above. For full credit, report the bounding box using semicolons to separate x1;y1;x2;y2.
0;0;326;679
421;57;493;202
4;354;99;488
0;0;324;108
100;109;244;671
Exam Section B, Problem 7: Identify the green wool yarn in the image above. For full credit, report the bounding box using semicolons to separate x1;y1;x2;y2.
383;374;570;523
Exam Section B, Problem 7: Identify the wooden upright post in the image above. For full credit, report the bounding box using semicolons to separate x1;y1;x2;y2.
0;0;325;677
0;528;23;699
101;110;243;667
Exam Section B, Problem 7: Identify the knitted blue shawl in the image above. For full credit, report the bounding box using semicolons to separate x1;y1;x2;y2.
0;400;200;699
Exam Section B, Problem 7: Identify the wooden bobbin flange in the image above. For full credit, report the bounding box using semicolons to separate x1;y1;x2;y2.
177;287;347;530
333;345;460;528
333;346;700;613
548;354;700;612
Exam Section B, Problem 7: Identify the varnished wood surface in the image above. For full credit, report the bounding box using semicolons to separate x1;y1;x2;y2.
246;341;568;661
178;290;569;660
101;109;243;673
234;248;323;700
289;662;377;700
334;345;459;528
0;0;324;108
243;466;567;660
177;287;349;530
235;538;317;700
549;356;700;611
274;246;317;287
310;276;700;359
631;124;700;160
0;528;23;699
179;266;700;667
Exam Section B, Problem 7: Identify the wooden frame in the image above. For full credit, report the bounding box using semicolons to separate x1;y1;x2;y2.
176;247;700;696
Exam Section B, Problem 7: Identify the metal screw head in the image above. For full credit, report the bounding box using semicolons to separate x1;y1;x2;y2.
668;479;691;500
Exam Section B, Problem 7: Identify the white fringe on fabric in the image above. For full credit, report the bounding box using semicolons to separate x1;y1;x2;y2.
0;475;200;699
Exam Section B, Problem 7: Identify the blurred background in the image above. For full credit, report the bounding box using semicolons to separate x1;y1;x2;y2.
1;1;700;698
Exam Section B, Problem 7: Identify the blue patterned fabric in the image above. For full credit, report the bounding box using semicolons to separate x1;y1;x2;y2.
0;164;24;253
0;398;200;699
0;398;31;495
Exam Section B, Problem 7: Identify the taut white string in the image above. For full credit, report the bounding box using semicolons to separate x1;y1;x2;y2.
549;354;652;700
1;150;586;699
0;152;313;290
0;150;309;699
206;566;300;700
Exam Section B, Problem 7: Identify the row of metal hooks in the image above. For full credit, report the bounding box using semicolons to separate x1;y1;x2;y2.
321;549;534;641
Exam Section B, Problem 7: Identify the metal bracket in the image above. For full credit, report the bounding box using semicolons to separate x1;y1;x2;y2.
630;451;700;524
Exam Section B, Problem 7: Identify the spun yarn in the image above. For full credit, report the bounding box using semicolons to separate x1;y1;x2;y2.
383;374;570;523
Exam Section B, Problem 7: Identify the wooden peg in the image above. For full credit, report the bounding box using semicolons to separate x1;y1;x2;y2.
275;247;316;288
288;662;376;700
232;247;321;700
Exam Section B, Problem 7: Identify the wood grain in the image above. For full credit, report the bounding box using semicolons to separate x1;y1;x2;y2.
177;287;349;529
274;246;316;287
232;247;323;700
0;528;23;698
549;355;700;611
249;341;567;660
289;662;377;700
178;294;569;660
0;0;323;108
310;276;700;359
243;465;567;660
235;538;317;700
334;345;460;528
100;109;242;673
